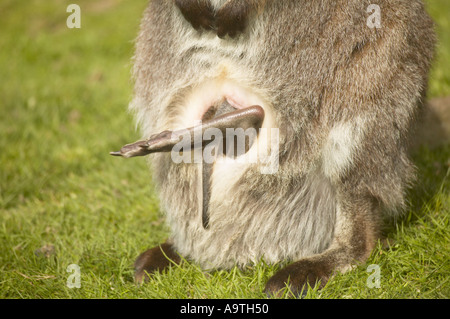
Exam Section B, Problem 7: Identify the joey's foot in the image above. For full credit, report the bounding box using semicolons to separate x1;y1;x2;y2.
265;259;332;298
134;242;181;284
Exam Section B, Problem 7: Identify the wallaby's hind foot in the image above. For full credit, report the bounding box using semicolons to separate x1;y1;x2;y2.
134;241;181;284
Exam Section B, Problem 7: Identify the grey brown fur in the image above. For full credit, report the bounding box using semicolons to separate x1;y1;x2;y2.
127;0;435;295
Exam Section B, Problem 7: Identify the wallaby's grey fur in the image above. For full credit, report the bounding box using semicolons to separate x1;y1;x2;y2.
127;0;436;295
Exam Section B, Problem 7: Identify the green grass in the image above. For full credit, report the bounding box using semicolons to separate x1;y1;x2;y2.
0;0;449;299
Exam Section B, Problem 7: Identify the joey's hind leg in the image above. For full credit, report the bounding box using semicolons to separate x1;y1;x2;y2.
265;194;381;297
134;241;181;283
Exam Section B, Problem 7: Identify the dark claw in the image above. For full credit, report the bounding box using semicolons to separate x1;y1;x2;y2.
109;140;153;158
109;151;122;157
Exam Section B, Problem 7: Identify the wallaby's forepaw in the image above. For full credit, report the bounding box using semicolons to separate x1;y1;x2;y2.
265;259;332;297
134;242;181;284
216;1;250;38
175;0;215;32
175;0;252;38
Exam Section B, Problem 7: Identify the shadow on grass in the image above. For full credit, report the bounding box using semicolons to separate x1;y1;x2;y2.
381;96;450;236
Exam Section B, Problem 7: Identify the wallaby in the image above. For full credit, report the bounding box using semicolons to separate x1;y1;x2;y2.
112;0;436;296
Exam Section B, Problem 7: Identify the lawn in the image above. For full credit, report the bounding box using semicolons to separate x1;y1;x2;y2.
0;0;448;299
